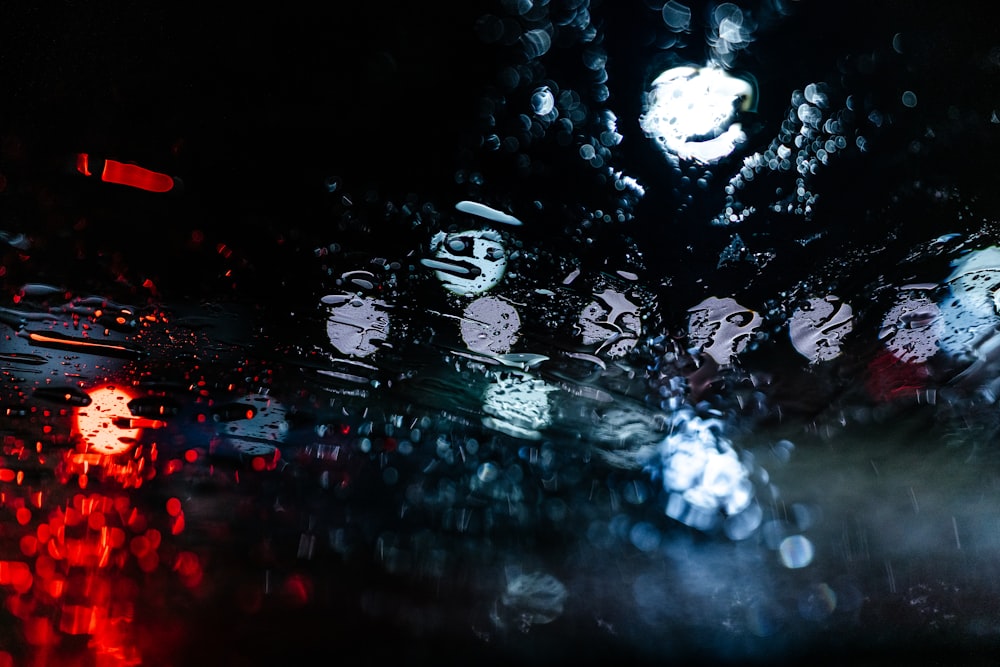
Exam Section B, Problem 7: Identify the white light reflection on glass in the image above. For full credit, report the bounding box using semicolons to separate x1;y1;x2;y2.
789;295;853;363
687;296;762;366
938;247;1000;358
651;409;756;533
424;229;508;296
878;288;943;364
639;65;755;164
460;295;521;354
578;288;641;358
323;294;391;358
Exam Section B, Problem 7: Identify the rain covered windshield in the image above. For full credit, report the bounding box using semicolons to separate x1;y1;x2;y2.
2;2;1000;665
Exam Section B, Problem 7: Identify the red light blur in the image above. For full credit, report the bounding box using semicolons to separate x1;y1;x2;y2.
102;159;174;193
75;153;174;193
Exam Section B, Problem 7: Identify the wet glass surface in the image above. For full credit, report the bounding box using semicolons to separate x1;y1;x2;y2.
3;2;1000;665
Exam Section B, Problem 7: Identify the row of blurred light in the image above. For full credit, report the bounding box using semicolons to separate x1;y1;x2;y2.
320;178;1000;553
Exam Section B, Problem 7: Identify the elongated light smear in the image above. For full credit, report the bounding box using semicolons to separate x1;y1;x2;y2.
456;201;523;226
76;154;174;193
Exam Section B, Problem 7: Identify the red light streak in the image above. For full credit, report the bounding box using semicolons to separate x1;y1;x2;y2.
102;159;174;192
27;330;139;358
75;153;175;193
76;152;92;177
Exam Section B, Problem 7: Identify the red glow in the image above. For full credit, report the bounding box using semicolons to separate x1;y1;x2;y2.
20;534;38;557
76;152;92;177
16;506;32;525
165;497;182;517
282;573;313;606
0;560;33;594
170;511;185;535
24;615;58;645
88;511;106;530
174;551;203;588
101;159;174;193
129;535;150;558
866;350;929;402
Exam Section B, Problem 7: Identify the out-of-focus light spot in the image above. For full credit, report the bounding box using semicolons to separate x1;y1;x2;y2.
170;511;186;535
640;65;755;163
629;521;662;552
501;570;568;627
579;288;641;357
521;27;552;60
482;372;556;439
655;410;755;533
87;511;105;531
19;534;38;557
174;551;203;588
746;599;786;637
129;535;151;559
282;573;313;606
789;296;853;362
322;294;390;358
137;550;159;573
476;461;500;484
724;502;763;540
878;288;942;363
530;86;556;116
892;32;905;53
902;90;918;108
73;386;140;456
0;560;33;594
460;295;521;354
165;497;182;517
778;534;814;568
687;296;762;366
708;3;754;67
426;229;507;296
798;582;837;620
661;1;691;32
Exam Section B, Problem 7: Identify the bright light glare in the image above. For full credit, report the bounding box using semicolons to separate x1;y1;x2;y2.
656;410;755;532
639;65;754;163
74;386;140;455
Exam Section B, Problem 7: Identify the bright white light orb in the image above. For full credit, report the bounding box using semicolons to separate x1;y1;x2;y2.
639;65;754;163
